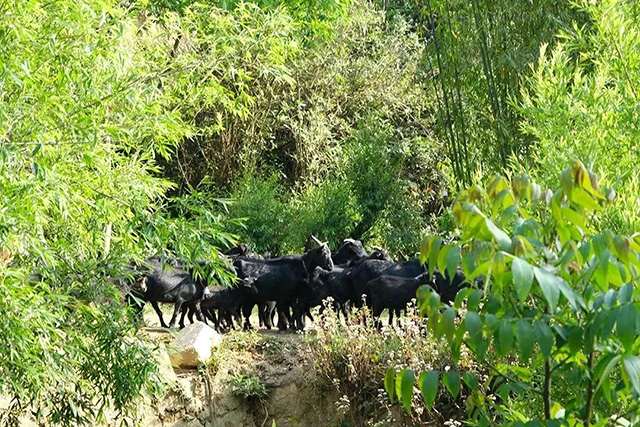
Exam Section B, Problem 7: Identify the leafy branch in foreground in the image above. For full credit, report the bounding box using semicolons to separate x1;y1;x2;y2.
385;160;639;426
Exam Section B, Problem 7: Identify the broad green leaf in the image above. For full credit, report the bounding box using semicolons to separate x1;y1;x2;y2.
619;283;633;304
462;372;479;391
443;371;461;399
512;174;531;199
551;191;564;225
417;285;433;315
516;319;535;362
441;307;456;340
614;235;630;263
419;236;431;265
618;303;637;351
465;311;483;351
558;280;585;312
512;258;533;302
428;237;443;278
454;287;473;309
445;246;461;283
534;320;553;359
595;354;622;393
418;371;439;409
467;289;482;312
622;356;640;395
462;251;476;278
497;320;514;356
561;206;586;230
396;369;415;414
566;326;582;355
487;176;509;198
534;267;560;312
384;367;395;403
437;245;452;276
560;167;573;198
601;309;617;340
604;289;618;308
572;187;600;210
420;235;441;266
485;219;512;252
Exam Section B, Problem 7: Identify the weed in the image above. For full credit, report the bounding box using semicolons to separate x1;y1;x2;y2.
306;300;479;425
228;373;269;401
258;335;288;362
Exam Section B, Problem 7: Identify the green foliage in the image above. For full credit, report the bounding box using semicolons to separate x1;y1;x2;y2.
228;373;269;401
308;304;478;425
227;121;447;256
150;0;450;255
519;0;640;234
0;0;235;424
393;160;640;424
288;178;361;251
226;174;290;255
382;0;581;185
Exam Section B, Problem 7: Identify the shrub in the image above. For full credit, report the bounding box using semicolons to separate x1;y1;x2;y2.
286;179;362;252
227;174;291;255
397;160;640;425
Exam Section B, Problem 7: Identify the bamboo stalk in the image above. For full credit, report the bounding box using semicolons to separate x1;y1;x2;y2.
471;0;507;168
443;0;472;184
426;0;465;186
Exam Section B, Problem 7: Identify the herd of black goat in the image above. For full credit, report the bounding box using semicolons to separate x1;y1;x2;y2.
126;237;467;332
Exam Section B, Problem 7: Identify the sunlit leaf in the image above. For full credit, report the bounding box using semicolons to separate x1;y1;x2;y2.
485;219;512;252
534;267;560;312
512;258;533;302
384;367;395;403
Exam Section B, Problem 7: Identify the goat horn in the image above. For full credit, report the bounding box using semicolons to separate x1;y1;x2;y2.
371;245;383;251
311;235;323;245
343;238;356;244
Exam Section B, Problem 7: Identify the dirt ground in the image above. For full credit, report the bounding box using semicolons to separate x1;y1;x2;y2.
139;303;339;427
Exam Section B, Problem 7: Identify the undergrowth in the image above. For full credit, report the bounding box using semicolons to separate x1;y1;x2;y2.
305;299;482;425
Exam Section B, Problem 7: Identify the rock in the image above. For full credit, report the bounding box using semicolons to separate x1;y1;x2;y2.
172;417;204;427
169;322;221;369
